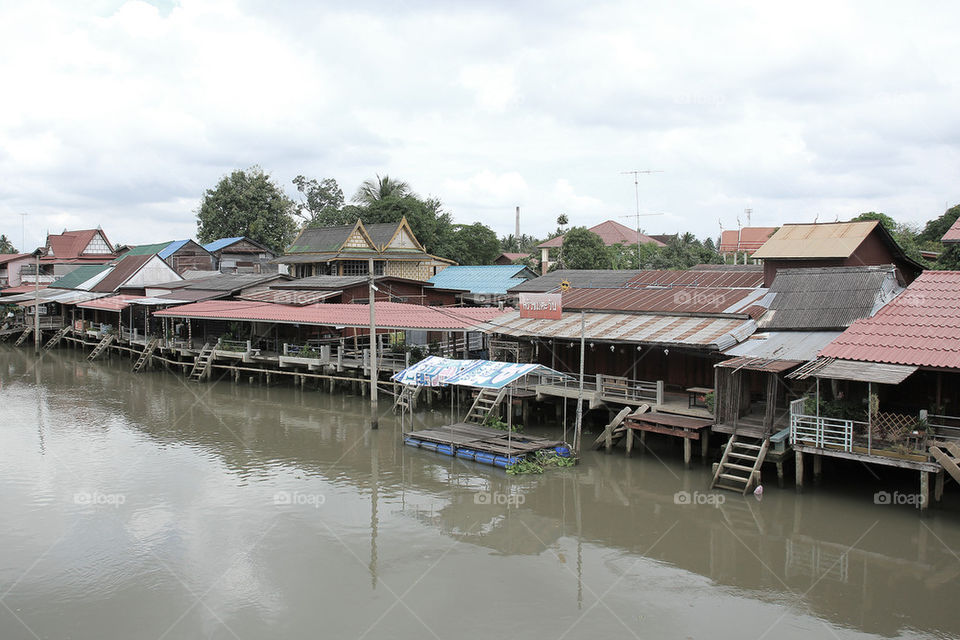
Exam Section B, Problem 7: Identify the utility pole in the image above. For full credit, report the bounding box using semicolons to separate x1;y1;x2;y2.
33;249;41;353
515;206;521;251
574;311;585;455
369;258;378;429
20;213;28;253
620;170;663;267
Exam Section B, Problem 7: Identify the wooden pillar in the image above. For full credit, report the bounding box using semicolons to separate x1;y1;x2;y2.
935;471;945;503
795;449;804;491
639;430;646;454
683;437;692;467
813;454;822;484
625;427;634;458
776;460;785;487
920;471;930;514
700;430;709;459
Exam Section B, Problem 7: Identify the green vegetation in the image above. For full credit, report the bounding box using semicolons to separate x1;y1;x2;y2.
0;234;17;254
196;166;298;253
506;450;576;475
484;414;523;433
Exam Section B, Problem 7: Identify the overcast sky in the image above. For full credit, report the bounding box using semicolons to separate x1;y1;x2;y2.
2;0;959;251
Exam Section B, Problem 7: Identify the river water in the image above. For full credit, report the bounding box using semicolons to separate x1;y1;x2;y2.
1;346;959;639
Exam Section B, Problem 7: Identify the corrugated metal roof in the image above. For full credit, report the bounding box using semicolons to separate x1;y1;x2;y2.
427;265;536;294
49;264;112;290
717;227;778;253
158;239;191;259
151;273;289;292
752;221;878;259
789;358;918;384
16;290;109;306
819;271;960;369
561;285;767;317
537;221;665;248
154;300;510;330
716;356;803;373
723;331;842;361
759;265;900;330
0;253;31;265
89;254;154;292
123;242;173;256
76;294;145;312
626;267;764;289
508;270;641;293
943;218;960;243
483;310;756;350
239;290;341;305
202;237;245;253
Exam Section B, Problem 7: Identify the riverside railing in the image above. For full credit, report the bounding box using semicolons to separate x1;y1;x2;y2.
789;397;854;452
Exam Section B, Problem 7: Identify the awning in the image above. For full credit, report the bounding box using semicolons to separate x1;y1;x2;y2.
715;356;803;373
787;358;918;384
391;356;570;389
16;290;109;306
722;330;842;362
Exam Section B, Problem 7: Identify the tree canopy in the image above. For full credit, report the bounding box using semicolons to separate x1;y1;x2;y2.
920;204;960;243
292;175;348;227
444;223;501;265
196;167;298;253
0;235;17;254
352;174;413;205
558;227;608;269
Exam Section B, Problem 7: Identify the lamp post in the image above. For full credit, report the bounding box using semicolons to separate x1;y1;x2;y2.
32;248;43;353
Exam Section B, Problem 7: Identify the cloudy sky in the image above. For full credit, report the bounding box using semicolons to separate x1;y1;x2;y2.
2;0;959;251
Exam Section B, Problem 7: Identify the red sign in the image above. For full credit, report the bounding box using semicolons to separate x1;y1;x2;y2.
519;293;562;319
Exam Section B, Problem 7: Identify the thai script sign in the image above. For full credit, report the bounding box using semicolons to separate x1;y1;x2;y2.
519;293;562;319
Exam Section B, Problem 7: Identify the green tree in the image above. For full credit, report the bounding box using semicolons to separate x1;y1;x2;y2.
0;234;16;254
920;204;960;243
851;211;897;231
499;233;540;253
937;244;960;270
360;195;453;257
292;176;348;227
559;227;607;269
196;166;298;253
352;174;413;205
851;212;927;266
443;223;501;265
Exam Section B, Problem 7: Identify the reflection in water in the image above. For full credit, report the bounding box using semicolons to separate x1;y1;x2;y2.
0;346;959;639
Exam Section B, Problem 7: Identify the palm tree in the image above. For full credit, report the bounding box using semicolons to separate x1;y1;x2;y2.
352;174;414;205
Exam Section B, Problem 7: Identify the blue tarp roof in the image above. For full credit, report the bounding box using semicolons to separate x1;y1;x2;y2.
158;239;191;259
202;237;244;252
427;265;535;295
391;356;569;389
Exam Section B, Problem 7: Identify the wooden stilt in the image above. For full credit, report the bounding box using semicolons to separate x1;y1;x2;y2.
683;438;692;467
935;471;945;503
700;430;709;459
920;471;930;514
813;454;822;484
795;449;804;491
625;427;634;457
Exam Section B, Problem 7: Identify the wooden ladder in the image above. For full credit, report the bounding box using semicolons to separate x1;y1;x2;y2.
591;405;639;451
132;337;160;373
393;385;422;413
87;333;115;361
464;387;506;425
43;325;71;350
14;327;33;346
930;441;960;486
711;435;769;495
188;343;214;381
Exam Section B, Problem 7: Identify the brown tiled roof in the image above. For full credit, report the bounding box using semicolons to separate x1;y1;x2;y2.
537;220;666;249
44;229;115;259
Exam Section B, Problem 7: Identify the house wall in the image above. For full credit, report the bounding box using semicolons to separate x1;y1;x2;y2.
215;240;278;273
0;257;32;287
168;244;215;273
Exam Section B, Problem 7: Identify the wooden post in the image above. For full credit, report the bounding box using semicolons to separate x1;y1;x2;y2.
700;430;709;459
639;430;646;454
935;471;945;503
795;449;804;491
683;437;692;467
625;427;634;457
920;471;930;514
813;454;822;484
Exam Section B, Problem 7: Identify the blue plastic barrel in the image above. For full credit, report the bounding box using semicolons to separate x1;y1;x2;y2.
456;448;477;461
554;446;571;457
404;438;422;448
474;452;496;466
437;444;454;457
419;442;438;452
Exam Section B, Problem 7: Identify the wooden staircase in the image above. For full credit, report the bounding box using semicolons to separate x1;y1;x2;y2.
592;405;643;451
393;385;423;413
464;387;506;425
87;333;115;361
13;327;33;346
132;337;160;373
930;441;960;486
188;343;214;381
43;325;71;350
712;435;769;495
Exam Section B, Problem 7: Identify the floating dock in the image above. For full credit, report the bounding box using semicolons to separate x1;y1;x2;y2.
404;422;569;469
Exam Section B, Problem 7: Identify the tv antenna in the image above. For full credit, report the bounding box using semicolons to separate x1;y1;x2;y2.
620;170;664;266
20;213;28;252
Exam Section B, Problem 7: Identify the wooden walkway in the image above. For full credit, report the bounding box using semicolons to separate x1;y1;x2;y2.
405;422;566;466
625;412;714;465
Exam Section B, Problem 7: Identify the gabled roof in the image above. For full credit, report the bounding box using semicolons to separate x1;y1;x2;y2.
943;218;960;244
150;272;289;292
89;254;155;293
759;265;901;331
158;239;193;259
718;227;778;253
819;271;960;370
286;224;360;254
0;253;31;265
626;266;764;289
202;236;274;254
365;221;404;249
561;285;767;318
537;220;666;249
43;229;115;260
427;265;537;295
508;270;641;293
122;241;174;256
49;264;113;290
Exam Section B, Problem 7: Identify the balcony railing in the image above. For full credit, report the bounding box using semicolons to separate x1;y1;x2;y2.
789;398;854;452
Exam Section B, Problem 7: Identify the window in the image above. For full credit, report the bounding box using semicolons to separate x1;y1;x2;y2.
340;260;385;276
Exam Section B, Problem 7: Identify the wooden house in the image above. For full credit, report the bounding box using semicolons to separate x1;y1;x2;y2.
202;237;278;273
277;217;454;281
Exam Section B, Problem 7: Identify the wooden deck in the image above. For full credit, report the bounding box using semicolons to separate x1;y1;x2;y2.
405;422;565;463
624;411;714;464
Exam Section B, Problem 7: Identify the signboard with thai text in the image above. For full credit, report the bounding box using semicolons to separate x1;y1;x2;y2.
519;293;562;319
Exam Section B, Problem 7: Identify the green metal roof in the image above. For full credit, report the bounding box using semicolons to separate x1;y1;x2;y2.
49;264;112;290
123;241;173;256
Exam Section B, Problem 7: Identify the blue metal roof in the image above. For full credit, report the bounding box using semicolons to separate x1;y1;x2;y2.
427;265;535;295
202;237;244;252
158;239;190;259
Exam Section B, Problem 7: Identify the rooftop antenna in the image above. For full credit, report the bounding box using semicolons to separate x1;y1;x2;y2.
620;169;663;267
744;208;752;227
20;213;27;252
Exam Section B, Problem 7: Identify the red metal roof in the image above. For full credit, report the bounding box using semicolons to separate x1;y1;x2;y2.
537;220;666;248
626;268;764;289
76;294;145;312
154;300;510;330
561;286;765;317
943;217;960;243
1;284;45;295
0;253;31;265
42;229;116;262
819;271;960;369
717;227;778;254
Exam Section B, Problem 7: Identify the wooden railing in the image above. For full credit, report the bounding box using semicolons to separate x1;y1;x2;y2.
597;374;663;405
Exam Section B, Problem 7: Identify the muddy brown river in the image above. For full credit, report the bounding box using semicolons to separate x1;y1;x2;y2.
1;346;959;639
